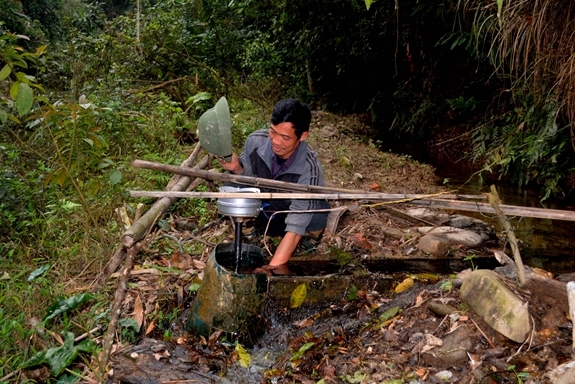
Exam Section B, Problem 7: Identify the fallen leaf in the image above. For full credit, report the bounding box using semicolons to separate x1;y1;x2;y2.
425;333;443;346
236;343;250;367
369;182;381;190
153;349;170;361
394;277;414;293
170;251;194;270
416;367;429;380
193;259;206;270
132;294;144;330
413;291;427;307
293;317;314;328
351;233;372;250
290;284;307;308
145;321;155;335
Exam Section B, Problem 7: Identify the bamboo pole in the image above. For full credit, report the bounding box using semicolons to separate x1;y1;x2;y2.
129;191;455;200
122;154;208;248
133;159;483;199
128;190;575;222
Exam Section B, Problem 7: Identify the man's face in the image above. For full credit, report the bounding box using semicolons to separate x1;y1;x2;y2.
269;122;308;159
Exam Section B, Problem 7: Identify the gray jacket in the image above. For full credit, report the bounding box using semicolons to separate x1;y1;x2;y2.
238;129;328;235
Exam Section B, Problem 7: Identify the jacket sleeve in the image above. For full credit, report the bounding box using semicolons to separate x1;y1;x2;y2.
284;155;326;235
237;135;255;177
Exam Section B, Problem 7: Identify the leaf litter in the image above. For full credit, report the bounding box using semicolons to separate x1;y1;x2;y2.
99;112;574;383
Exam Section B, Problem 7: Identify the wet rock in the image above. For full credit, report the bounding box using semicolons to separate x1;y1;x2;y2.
427;300;459;316
556;272;575;282
421;325;472;369
445;214;495;240
461;270;531;343
417;234;450;256
381;226;405;240
419;226;484;248
407;208;450;225
542;359;575;384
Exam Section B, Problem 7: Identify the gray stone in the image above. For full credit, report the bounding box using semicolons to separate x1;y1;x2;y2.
417;234;450;256
542;359;575;384
446;214;495;239
427;300;459;316
460;269;531;343
427;226;484;247
406;208;450;225
421;325;473;369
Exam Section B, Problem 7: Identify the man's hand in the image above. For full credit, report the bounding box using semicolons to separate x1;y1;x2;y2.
254;263;293;275
217;154;243;174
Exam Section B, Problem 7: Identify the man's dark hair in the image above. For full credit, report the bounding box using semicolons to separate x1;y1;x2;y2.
270;99;312;139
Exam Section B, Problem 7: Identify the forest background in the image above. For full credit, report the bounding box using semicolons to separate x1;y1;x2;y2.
1;0;575;381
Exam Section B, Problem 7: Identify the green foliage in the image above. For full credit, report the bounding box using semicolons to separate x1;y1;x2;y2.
471;91;574;200
464;253;477;270
0;32;48;123
20;331;97;377
43;293;94;322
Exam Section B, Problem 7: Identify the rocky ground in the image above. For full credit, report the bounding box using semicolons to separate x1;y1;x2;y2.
104;112;575;384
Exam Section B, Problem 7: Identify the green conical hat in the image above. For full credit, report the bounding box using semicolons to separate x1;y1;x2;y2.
197;97;232;161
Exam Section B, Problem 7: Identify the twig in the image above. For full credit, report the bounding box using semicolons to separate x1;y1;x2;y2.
74;325;103;342
134;203;144;222
0;370;18;382
488;185;526;286
506;315;536;362
469;316;497;349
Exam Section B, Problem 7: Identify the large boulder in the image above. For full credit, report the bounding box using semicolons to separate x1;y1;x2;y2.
460;270;531;343
542;360;575;384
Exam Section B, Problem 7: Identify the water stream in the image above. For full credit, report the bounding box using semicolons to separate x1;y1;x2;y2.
418;152;574;275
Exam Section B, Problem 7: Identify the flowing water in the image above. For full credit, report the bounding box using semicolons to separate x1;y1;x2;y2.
425;153;575;275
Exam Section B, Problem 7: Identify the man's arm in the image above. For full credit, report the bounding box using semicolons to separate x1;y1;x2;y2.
268;231;302;266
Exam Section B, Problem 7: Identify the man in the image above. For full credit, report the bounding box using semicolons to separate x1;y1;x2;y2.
218;98;330;271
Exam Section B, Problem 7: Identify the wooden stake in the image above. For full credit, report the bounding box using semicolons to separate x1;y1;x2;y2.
567;281;575;351
99;243;140;378
488;185;526;286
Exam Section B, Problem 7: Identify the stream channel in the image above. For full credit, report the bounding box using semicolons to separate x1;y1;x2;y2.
406;149;575;276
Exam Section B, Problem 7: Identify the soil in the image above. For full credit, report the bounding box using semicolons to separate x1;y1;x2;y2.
103;111;574;384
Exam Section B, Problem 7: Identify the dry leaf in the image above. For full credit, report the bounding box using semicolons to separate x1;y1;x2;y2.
416;367;429;380
170;251;194;270
153;349;170;361
50;331;64;345
425;333;443;347
132;294;144;330
145;321;155;335
369;182;381;190
293;317;314;328
193;259;206;270
351;233;372;250
413;291;427;307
